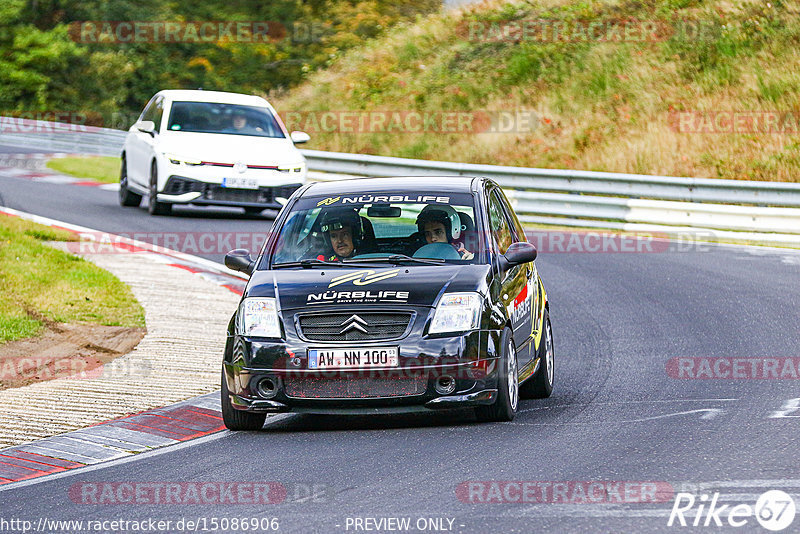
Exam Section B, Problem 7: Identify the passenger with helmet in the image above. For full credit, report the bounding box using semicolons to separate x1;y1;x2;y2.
415;205;474;260
317;208;364;261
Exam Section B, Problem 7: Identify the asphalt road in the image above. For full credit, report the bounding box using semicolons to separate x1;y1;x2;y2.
1;154;800;532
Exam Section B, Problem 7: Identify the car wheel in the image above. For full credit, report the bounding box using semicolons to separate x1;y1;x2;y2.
118;155;142;207
475;327;518;422
221;369;267;431
520;309;554;399
147;161;171;216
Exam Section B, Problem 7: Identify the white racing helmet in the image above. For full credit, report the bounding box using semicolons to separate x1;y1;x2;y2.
416;205;462;242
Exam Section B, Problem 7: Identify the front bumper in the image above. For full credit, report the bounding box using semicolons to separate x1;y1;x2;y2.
223;329;503;414
160;175;302;209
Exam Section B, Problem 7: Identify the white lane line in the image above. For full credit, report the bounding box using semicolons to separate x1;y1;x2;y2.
508;409;724;426
684;480;800;489
510;505;800;519
518;399;738;413
628;408;723;421
0;413;296;492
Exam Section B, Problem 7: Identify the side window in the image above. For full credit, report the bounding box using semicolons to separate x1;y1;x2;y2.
497;189;525;243
140;96;163;133
488;191;513;254
152;98;164;132
140;97;157;123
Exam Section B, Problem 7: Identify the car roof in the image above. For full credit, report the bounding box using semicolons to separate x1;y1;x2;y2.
154;89;270;107
301;176;481;197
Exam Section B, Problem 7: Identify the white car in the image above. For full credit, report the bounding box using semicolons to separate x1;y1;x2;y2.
119;89;310;216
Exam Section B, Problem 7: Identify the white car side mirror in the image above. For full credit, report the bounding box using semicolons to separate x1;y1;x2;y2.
290;131;310;144
136;120;156;136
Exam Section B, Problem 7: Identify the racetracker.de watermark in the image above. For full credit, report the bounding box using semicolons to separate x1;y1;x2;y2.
0;355;152;385
69;230;716;256
68;21;288;43
279;111;541;134
69;482;332;504
0;110;169;131
457;18;721;43
667;357;800;379
524;230;715;253
671;111;800;134
0;156;47;170
0;113;100;133
456;481;674;504
68;21;329;44
70;232;270;256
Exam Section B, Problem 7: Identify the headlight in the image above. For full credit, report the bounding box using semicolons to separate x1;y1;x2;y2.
241;298;282;338
164;153;202;166
429;292;482;334
278;163;305;173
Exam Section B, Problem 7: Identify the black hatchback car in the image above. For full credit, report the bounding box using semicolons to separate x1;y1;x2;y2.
222;177;554;429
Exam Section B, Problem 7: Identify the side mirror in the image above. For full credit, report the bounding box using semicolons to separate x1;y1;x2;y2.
225;249;255;276
136;120;156;136
499;242;537;271
290;131;310;144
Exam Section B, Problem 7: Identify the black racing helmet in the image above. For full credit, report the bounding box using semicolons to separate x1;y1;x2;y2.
319;208;364;244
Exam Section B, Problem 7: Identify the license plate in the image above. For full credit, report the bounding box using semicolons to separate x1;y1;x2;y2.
222;177;258;189
308;347;399;369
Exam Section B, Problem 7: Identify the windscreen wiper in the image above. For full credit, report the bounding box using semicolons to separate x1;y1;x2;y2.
342;254;445;265
272;258;379;269
272;259;347;269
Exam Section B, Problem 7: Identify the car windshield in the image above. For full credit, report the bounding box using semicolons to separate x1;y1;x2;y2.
166;101;285;138
268;192;485;267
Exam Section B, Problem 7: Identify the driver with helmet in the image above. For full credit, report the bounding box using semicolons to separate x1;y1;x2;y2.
415;205;474;260
317;208;364;261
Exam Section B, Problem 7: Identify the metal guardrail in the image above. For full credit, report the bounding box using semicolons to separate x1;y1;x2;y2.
304;150;800;244
0;119;127;157
301;149;800;207
2;117;799;245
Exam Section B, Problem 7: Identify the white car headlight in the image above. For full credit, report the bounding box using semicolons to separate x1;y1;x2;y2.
429;292;482;334
278;163;305;173
164;153;202;166
241;298;282;338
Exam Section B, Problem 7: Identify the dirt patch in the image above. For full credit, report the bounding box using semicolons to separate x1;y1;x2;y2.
0;323;146;390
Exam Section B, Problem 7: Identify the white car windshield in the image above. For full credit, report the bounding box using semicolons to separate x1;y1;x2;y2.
166;101;285;138
270;193;484;266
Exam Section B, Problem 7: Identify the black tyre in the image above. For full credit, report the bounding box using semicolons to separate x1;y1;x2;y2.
520;309;554;399
475;327;518;422
147;161;171;216
118;155;142;207
221;369;267;431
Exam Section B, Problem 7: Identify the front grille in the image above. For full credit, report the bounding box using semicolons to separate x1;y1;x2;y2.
298;312;412;342
204;186;269;203
285;375;426;398
163;178;301;205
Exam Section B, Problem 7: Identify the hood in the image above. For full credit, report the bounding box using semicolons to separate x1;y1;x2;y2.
245;265;492;310
159;132;303;166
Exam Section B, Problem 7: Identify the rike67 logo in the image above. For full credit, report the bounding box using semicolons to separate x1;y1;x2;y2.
668;490;796;531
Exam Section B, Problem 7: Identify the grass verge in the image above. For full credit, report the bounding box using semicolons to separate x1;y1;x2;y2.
47;156;121;184
0;213;145;343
